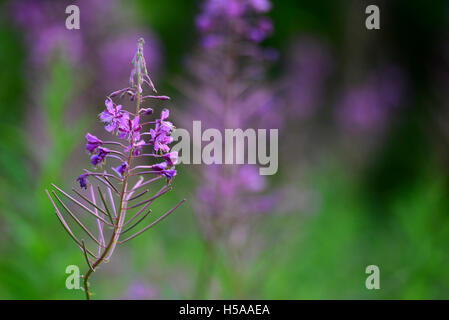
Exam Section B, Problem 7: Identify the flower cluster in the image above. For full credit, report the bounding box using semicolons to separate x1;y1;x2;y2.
78;40;177;186
81;105;177;184
46;38;184;300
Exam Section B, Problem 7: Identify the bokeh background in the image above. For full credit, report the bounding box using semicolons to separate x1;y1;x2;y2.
1;0;449;299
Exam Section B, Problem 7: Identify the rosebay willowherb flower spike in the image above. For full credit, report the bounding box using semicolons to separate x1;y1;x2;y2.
45;38;185;300
182;0;279;246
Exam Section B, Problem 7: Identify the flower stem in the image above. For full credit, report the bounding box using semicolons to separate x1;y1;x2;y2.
82;49;144;299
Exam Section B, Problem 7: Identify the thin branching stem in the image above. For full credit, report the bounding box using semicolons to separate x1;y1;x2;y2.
123;201;152;227
119;199;185;244
121;208;151;234
72;188;110;218
51;191;106;248
45;190;98;259
52;184;114;227
96;187;114;224
81;240;95;272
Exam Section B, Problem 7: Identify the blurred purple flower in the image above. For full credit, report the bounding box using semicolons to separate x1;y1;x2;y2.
9;0;162;89
118;116;142;141
152;162;177;180
85;133;103;154
196;0;274;49
123;281;158;300
336;65;405;133
149;109;175;153
284;37;332;119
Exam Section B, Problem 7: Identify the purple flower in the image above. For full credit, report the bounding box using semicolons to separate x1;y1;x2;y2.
200;35;224;49
195;14;212;32
85;133;103;154
90;147;110;167
119;115;142;142
163;168;177;179
46;37;182;300
152;133;173;153
100;99;124;133
161;108;169;120
151;162;176;180
112;161;128;177
146;109;175;153
124;139;146;156
155;109;174;133
152;162;168;171
239;165;266;192
247;17;273;42
196;0;274;47
162;151;178;166
176;0;283;251
139;108;153;115
76;173;88;189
